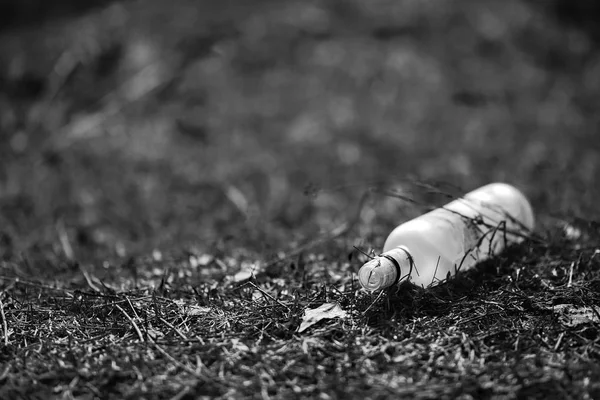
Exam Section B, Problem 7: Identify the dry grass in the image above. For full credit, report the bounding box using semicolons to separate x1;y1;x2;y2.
2;227;600;399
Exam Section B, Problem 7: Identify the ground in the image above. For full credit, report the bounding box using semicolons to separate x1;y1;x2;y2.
1;0;600;399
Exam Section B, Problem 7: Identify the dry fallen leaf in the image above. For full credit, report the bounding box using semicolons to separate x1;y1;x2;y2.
173;299;211;316
298;302;348;333
553;304;600;327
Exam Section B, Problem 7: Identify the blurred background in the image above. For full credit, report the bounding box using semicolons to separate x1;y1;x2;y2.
1;0;599;274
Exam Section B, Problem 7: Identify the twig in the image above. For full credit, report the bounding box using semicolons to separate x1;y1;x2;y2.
431;256;441;286
554;332;565;352
0;295;8;346
114;304;144;342
567;261;574;288
247;281;290;311
362;290;385;315
353;246;375;260
159;317;187;340
126;296;142;321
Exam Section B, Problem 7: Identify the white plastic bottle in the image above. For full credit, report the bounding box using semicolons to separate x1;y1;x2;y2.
358;183;535;290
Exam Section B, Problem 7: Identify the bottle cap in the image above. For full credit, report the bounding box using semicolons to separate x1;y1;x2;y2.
358;246;412;291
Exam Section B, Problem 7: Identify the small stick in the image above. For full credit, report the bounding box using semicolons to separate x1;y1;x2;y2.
362;290;385;315
247;281;290;311
567;262;574;288
431;256;441;286
159;317;187;340
126;296;142;321
554;332;564;352
115;304;144;342
353;246;375;260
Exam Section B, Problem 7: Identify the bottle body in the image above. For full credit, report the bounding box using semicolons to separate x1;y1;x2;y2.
358;183;534;290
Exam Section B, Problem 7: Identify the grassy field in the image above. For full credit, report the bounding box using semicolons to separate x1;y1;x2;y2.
1;0;600;398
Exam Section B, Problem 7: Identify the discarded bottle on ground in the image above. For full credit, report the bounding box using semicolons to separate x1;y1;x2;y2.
358;183;535;291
